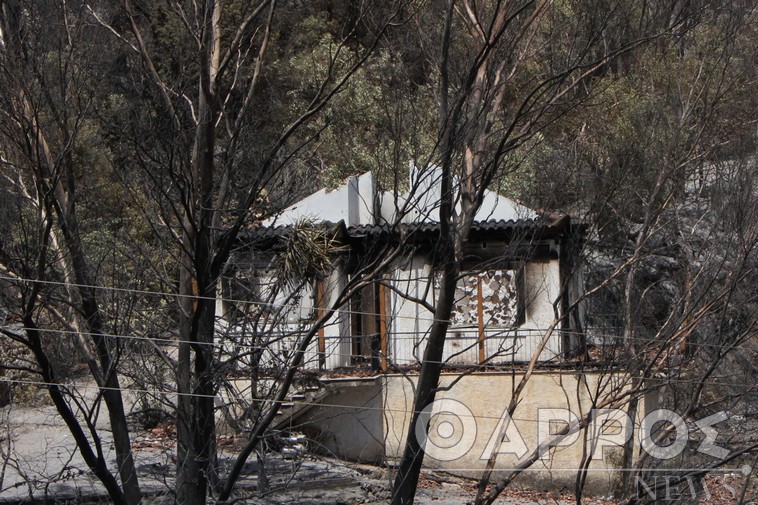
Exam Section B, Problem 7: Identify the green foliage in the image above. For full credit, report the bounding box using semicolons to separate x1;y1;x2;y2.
510;2;757;234
262;15;437;190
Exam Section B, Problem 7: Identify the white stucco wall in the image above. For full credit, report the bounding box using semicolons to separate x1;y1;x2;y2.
519;259;563;361
384;255;563;366
389;253;436;366
321;263;351;369
225;252;565;370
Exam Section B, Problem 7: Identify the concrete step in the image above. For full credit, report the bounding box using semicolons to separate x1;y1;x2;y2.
271;383;328;431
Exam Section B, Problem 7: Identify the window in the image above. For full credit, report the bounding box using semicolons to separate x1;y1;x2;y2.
348;280;390;370
350;284;380;365
450;267;524;328
224;254;316;326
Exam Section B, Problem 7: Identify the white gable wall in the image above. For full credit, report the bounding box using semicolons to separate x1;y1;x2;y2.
377;165;535;224
267;167;535;227
476;188;536;221
265;172;376;227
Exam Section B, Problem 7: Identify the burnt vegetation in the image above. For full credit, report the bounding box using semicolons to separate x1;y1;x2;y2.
0;1;756;504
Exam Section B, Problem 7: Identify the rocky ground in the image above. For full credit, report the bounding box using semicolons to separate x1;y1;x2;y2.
0;397;492;504
0;397;574;504
1;397;755;504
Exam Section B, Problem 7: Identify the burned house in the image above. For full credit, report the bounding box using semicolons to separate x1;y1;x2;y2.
216;168;585;372
214;168;643;494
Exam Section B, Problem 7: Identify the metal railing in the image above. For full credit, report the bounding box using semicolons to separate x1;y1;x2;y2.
214;326;568;373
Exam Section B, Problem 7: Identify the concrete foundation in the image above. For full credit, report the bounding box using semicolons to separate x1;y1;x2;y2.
294;371;652;495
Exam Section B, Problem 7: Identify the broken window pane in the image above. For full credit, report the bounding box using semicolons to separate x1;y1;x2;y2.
450;269;521;327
